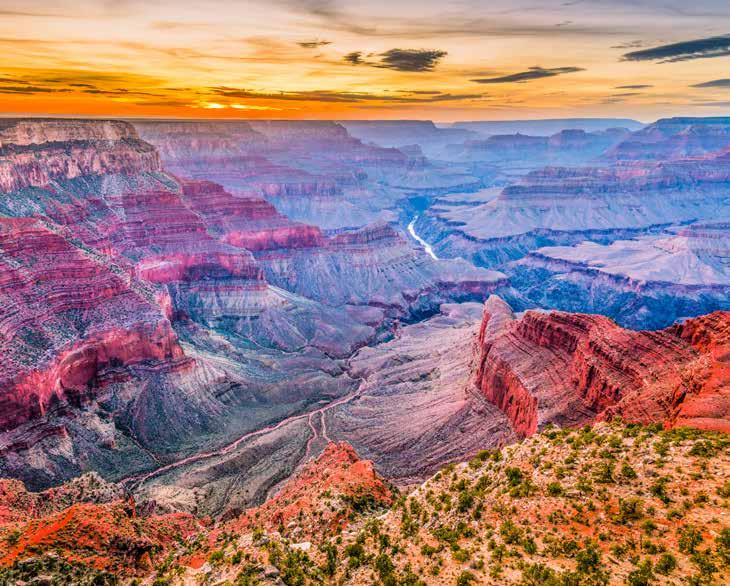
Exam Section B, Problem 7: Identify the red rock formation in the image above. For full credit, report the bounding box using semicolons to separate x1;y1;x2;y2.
231;442;393;538
180;179;324;252
0;217;184;431
0;476;200;575
472;296;730;436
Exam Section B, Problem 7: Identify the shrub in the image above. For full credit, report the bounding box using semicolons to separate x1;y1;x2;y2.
522;536;538;555
691;551;717;579
374;553;395;581
457;491;474;513
505;467;524;487
649;477;671;504
626;559;654;586
456;571;476;586
621;463;638;480
576;542;602;574
718;482;730;499
616;497;644;524
593;462;614;484
654;553;676;575
345;542;366;568
689;440;716;457
546;482;563;496
519;563;557;585
500;520;523;545
717;527;730;565
678;525;703;554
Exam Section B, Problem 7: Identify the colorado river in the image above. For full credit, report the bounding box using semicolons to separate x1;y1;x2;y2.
408;215;439;260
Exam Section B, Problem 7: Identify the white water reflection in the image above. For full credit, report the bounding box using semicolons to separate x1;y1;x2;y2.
408;215;439;260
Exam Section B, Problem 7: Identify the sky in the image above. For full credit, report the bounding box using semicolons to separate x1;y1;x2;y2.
1;0;730;121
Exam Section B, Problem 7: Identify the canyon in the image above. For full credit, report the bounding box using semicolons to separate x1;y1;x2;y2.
0;114;728;584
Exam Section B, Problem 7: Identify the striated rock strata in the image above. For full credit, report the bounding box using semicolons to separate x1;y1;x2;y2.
472;296;730;436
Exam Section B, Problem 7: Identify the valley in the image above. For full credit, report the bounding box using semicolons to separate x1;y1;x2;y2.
0;114;727;584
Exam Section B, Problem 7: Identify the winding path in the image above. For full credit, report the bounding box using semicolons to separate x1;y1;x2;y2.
408;215;439;260
122;387;362;490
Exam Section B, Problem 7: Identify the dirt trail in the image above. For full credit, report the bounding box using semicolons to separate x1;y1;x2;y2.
122;387;362;490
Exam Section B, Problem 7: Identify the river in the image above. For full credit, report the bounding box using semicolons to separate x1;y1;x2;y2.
408;215;439;260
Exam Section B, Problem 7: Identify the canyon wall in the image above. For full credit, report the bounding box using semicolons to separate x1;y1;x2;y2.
472;296;730;436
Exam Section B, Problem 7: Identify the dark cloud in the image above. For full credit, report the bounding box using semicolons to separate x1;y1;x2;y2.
297;39;331;49
0;85;70;94
376;48;447;72
471;66;584;84
343;48;447;72
211;87;481;104
343;51;364;65
82;88;161;97
622;34;730;62
0;9;68;17
136;100;195;108
611;40;645;50
0;78;31;85
692;79;730;88
614;84;653;89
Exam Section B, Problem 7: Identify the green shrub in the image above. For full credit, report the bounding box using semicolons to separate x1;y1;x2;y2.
546;482;563;496
456;570;476;586
616;497;644;524
500;520;523;545
678;525;703;554
626;559;654;586
654;553;676;575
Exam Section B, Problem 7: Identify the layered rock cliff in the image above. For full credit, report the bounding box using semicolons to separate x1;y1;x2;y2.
605;116;730;161
0;119;160;193
472;296;730;436
0;217;183;432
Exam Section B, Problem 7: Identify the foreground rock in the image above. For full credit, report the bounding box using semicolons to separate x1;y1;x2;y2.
1;421;726;585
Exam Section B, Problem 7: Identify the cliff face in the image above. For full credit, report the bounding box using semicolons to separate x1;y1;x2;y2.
0;118;511;496
472;296;730;436
0;217;183;432
0;119;138;146
135;119;402;198
0;119;160;192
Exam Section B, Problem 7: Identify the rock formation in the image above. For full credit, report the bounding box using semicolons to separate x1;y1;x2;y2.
509;221;730;328
472;296;730;436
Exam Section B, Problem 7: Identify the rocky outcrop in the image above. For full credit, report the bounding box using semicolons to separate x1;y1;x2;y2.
179;179;325;252
0;474;201;576
328;303;517;483
0;217;183;432
0;119;160;193
605;116;730;161
472;296;730;435
452;128;629;166
231;442;393;539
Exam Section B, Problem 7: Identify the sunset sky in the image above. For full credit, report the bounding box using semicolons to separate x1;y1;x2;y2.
2;0;730;121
